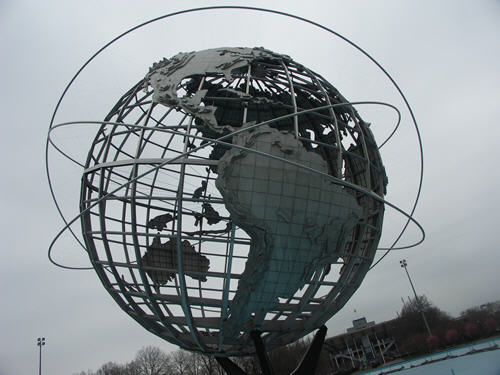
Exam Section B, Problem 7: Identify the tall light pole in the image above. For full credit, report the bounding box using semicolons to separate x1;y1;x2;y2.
37;337;45;375
400;260;432;337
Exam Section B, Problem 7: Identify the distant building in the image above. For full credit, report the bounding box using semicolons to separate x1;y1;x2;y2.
323;317;400;373
347;317;375;333
480;300;500;311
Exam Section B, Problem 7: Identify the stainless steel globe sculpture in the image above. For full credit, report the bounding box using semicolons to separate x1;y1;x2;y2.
78;47;388;355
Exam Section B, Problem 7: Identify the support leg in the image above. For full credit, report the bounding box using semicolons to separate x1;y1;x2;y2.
251;330;275;375
216;326;328;375
291;325;327;375
215;357;247;375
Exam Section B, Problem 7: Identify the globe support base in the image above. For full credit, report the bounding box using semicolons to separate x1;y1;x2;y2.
216;326;327;375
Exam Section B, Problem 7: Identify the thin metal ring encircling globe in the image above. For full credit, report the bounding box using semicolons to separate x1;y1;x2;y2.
79;47;388;355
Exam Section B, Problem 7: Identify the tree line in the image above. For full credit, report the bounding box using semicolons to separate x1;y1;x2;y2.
72;338;330;375
73;346;224;375
388;296;499;357
74;298;499;375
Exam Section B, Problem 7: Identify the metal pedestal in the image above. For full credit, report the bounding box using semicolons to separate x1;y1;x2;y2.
216;326;327;375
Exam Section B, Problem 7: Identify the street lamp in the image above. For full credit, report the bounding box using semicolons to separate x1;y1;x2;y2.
400;260;432;336
37;337;45;375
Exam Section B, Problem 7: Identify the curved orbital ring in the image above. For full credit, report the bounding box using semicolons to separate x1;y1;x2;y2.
46;6;424;270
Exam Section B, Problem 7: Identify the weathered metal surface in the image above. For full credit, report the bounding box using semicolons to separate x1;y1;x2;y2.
78;46;388;355
216;126;360;334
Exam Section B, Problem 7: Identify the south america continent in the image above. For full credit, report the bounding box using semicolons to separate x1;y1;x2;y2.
216;126;362;334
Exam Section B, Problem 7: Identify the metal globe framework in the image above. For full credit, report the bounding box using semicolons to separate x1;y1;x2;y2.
46;7;424;358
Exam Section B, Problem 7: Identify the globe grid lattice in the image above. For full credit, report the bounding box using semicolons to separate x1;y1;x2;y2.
78;47;387;355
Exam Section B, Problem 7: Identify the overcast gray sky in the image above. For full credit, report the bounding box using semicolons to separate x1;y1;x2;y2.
1;1;499;374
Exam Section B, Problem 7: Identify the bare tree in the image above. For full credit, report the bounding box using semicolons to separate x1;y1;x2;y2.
135;346;171;375
124;360;142;375
171;350;191;375
95;362;124;375
197;353;225;375
398;295;452;335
